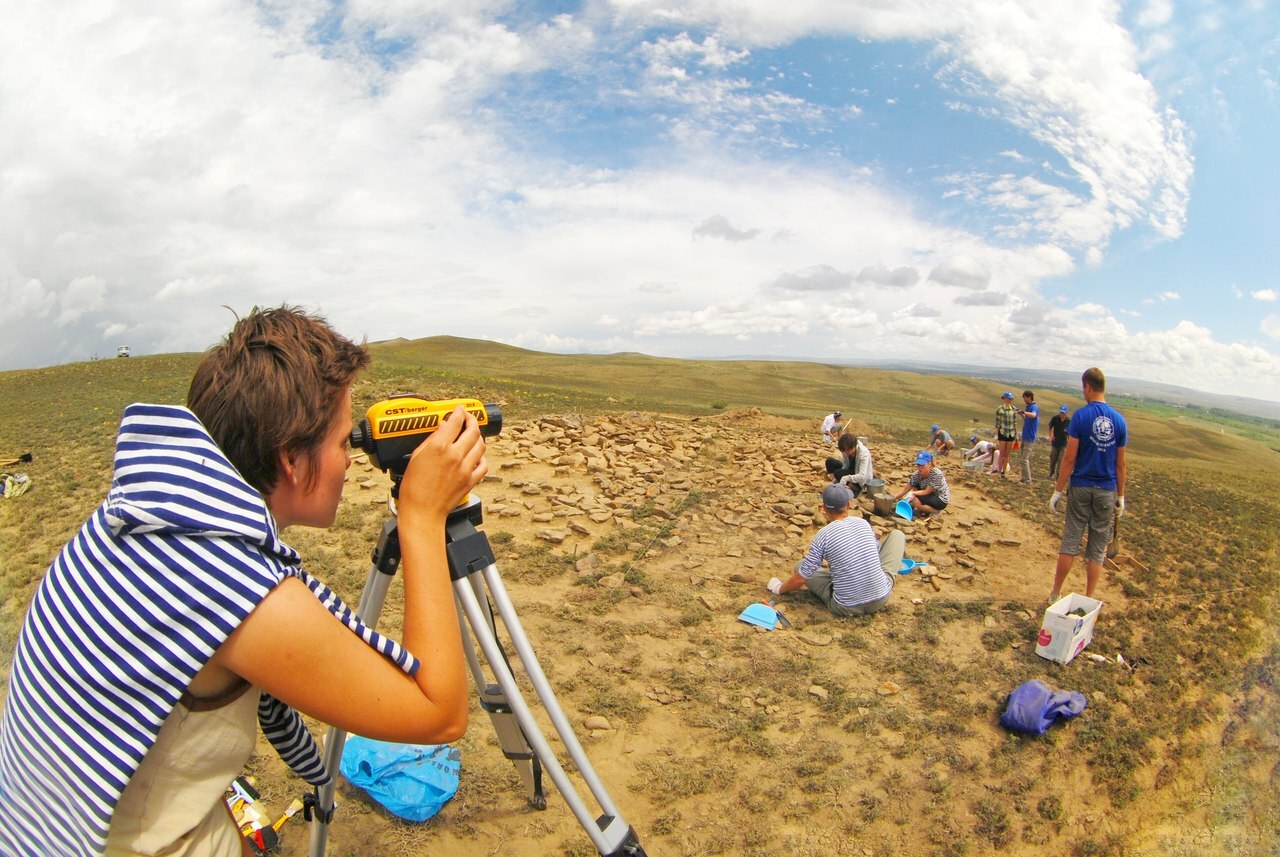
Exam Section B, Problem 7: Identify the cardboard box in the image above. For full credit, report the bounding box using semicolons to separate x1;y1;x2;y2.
1035;594;1102;664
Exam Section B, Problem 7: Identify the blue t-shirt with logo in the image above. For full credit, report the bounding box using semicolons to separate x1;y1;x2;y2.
1020;402;1039;442
1068;401;1127;489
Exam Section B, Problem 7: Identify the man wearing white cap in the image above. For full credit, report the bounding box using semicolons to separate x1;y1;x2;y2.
766;484;905;616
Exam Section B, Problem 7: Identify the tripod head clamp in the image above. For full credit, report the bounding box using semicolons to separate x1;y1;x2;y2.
350;395;502;485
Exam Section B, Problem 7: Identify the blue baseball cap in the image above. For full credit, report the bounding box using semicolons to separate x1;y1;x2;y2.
1059;404;1069;413
1001;391;1014;399
931;424;939;432
914;450;933;465
970;434;978;443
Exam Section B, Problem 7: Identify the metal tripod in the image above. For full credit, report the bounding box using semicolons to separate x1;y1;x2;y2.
307;495;646;857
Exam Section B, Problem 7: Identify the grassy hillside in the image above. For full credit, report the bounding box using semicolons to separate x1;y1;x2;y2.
2;338;1279;854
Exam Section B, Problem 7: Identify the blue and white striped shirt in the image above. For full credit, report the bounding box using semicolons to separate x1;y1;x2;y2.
796;516;891;608
0;404;418;857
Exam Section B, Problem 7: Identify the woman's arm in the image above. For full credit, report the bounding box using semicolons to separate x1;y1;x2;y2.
213;406;487;744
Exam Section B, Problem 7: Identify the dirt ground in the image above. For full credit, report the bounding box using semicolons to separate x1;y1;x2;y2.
248;408;1164;856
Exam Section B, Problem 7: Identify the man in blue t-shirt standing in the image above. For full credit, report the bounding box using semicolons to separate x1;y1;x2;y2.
1016;390;1040;484
1048;368;1127;600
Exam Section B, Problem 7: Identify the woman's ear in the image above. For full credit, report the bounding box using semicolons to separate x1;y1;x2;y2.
277;448;300;486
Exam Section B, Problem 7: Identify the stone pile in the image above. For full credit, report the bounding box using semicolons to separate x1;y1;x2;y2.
347;412;1039;597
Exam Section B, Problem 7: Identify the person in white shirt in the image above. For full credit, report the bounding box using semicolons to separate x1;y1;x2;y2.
820;410;844;443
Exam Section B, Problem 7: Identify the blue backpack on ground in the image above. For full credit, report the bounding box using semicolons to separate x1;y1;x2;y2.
339;736;461;822
999;679;1087;736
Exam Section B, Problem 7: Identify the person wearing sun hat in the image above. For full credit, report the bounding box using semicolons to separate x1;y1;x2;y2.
992;391;1018;477
895;449;951;516
1047;403;1071;479
765;483;905;616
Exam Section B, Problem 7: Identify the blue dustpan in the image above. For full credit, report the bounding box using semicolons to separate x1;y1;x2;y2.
894;500;914;521
738;602;778;630
898;558;929;575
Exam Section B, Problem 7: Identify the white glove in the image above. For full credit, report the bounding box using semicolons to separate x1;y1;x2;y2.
767;577;783;595
1049;490;1063;512
1116;496;1125;517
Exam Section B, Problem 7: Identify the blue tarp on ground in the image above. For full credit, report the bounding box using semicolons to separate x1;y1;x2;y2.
999;679;1087;736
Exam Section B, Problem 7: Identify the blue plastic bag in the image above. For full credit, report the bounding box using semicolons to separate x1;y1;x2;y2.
999;679;1087;736
339;736;461;822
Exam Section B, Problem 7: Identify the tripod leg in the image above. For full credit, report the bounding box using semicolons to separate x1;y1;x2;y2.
454;569;644;856
307;519;400;857
454;589;545;809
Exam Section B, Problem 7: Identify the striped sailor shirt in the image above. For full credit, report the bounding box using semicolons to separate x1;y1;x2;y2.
0;404;418;857
795;516;891;608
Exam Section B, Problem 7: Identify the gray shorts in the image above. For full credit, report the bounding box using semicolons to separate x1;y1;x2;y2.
1059;485;1115;564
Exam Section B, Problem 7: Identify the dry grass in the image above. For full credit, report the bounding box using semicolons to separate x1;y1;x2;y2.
3;340;1279;856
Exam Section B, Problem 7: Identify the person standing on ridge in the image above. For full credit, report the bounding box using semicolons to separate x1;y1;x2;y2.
1047;404;1070;480
992;391;1018;477
1016;390;1040;484
1048;368;1127;601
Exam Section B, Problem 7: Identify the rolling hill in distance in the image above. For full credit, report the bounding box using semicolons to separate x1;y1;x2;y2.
723;354;1280;422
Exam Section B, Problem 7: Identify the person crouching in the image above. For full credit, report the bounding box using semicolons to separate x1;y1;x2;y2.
895;450;950;516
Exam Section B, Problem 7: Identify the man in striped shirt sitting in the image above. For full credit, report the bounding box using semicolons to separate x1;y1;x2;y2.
766;484;905;616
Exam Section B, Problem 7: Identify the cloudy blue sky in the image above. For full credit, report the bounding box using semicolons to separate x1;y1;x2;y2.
2;1;1278;400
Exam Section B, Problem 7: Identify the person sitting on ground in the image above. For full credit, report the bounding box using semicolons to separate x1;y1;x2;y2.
963;435;997;467
821;410;844;443
766;483;905;616
824;434;875;497
0;306;486;856
895;450;951;516
930;425;954;456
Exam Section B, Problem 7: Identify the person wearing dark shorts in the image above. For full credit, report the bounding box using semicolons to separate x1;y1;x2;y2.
993;391;1018;476
1049;368;1127;601
896;450;950;516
